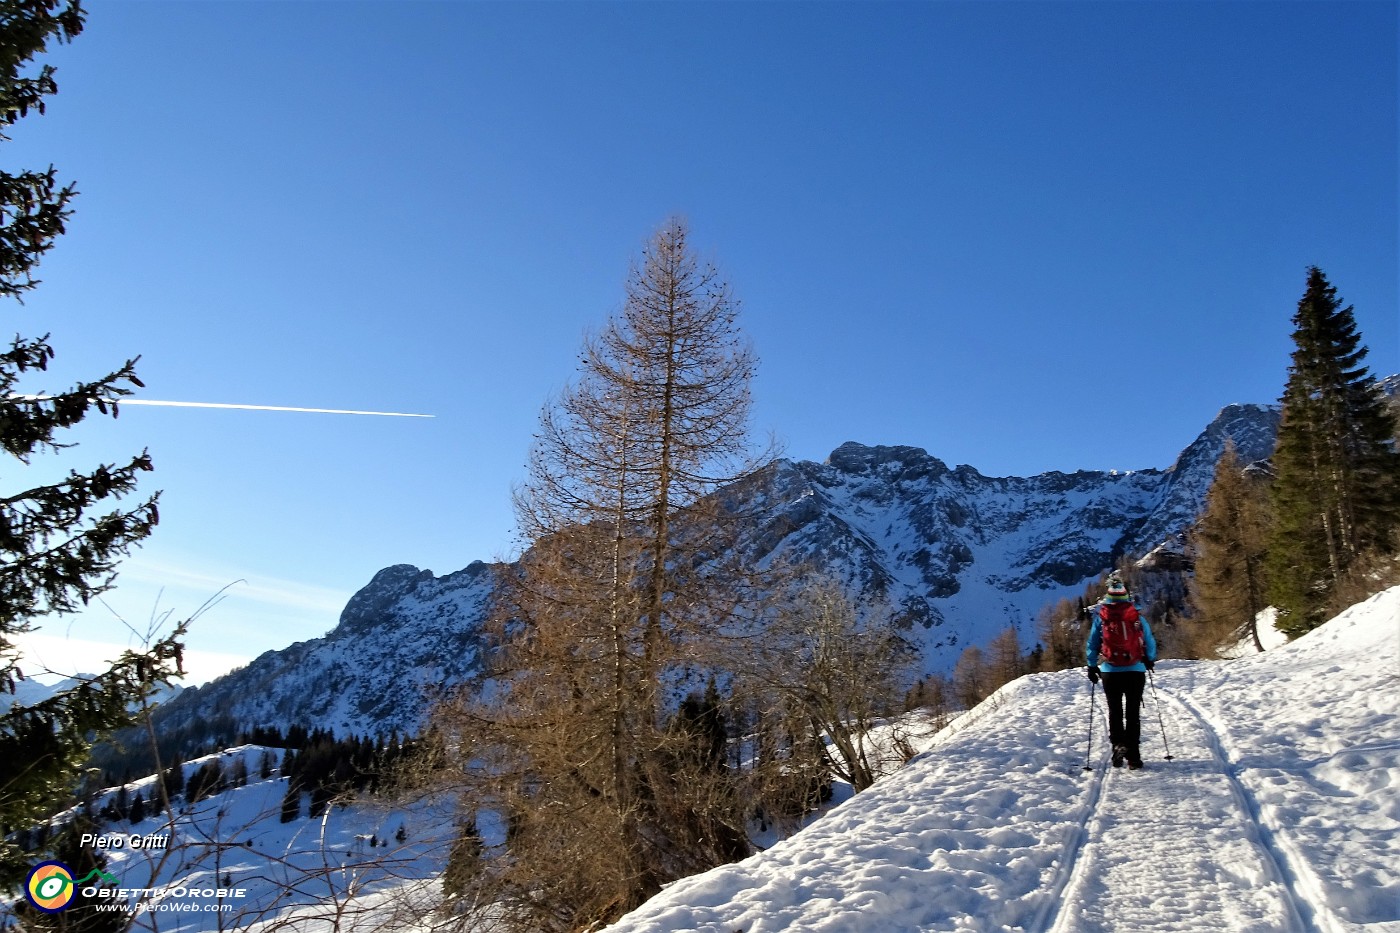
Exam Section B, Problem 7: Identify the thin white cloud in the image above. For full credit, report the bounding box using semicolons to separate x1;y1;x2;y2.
117;559;350;617
34;558;352;684
14;632;251;686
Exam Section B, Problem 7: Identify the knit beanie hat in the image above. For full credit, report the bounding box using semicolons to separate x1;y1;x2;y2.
1105;574;1130;602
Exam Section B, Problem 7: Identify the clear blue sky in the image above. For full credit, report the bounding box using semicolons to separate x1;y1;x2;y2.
10;1;1396;683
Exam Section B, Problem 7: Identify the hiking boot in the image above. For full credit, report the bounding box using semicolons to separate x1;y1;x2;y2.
1111;745;1126;768
1128;758;1144;770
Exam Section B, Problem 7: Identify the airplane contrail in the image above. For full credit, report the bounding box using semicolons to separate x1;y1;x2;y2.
9;395;434;418
117;399;434;418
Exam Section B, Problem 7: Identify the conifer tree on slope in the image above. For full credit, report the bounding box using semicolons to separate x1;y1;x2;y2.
1189;440;1272;652
1267;266;1400;636
0;0;185;887
439;219;769;931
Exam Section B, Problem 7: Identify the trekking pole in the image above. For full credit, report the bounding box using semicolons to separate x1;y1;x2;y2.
1083;678;1098;772
1148;669;1174;761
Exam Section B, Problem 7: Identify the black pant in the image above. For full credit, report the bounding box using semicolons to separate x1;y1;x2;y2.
1101;671;1146;762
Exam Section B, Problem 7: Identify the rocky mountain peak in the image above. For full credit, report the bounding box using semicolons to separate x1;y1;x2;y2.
825;442;950;483
144;391;1314;741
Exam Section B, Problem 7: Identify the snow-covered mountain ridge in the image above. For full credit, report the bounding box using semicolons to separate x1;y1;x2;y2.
155;562;493;738
738;400;1280;629
152;401;1288;739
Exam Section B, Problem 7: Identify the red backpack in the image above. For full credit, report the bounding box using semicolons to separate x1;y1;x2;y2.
1098;601;1145;666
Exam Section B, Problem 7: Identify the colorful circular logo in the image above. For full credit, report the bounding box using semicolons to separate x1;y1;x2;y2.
25;861;76;913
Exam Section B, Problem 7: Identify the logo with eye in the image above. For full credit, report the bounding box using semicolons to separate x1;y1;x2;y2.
25;861;77;912
23;862;118;913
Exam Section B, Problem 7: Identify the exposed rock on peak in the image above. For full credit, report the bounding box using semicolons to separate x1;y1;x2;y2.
154;562;496;737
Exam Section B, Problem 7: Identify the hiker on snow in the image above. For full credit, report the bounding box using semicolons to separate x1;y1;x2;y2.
1086;574;1157;770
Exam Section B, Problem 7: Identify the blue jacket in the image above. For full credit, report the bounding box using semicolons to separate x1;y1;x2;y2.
1086;600;1157;673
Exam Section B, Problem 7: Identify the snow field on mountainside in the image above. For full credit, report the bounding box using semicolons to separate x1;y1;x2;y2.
605;585;1400;933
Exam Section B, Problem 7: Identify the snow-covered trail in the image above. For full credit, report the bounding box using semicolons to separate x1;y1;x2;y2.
604;671;1110;932
605;587;1400;933
1050;684;1310;933
609;667;1319;933
1173;593;1400;932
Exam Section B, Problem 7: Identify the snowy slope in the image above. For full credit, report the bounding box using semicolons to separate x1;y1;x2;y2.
4;746;457;933
603;585;1400;933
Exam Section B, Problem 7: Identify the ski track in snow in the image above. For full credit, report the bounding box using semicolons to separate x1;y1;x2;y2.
1174;605;1400;933
1049;686;1309;933
1026;730;1106;933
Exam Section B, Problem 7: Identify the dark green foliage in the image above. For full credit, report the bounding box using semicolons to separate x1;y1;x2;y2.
184;759;225;803
0;0;159;633
95;724;416;826
99;784;126;822
279;782;300;823
649;684;750;865
0;0;84;305
308;783;331;819
127;790;145;824
228;755;248;787
160;756;185;802
0;0;187;887
442;817;483;899
669;682;728;772
1025;642;1045;672
1267;267;1400;635
89;709;239;780
0;639;185;885
276;731;399;818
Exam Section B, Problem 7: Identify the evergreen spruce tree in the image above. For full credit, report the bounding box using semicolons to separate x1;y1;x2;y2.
0;1;185;887
128;790;146;825
1267;267;1400;635
1189;441;1273;652
279;782;301;823
441;817;483;899
161;757;185;801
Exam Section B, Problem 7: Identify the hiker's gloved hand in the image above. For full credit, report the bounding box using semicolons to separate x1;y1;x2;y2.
1144;659;1155;672
1086;666;1100;684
